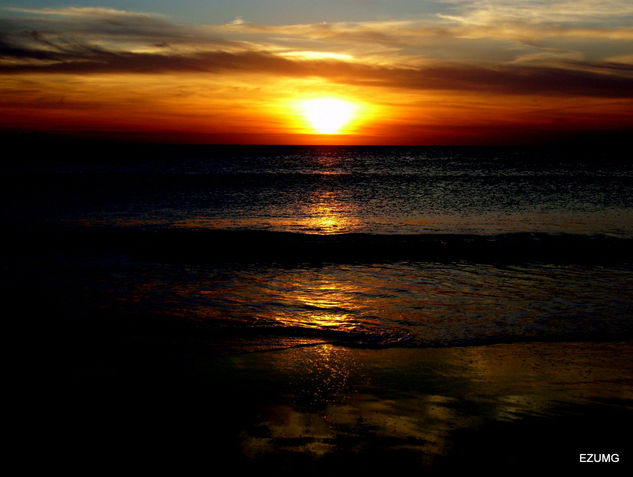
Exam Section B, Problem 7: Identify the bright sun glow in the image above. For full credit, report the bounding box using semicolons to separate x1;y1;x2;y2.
298;98;358;134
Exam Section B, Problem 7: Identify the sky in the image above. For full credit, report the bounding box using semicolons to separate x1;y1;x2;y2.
1;0;632;144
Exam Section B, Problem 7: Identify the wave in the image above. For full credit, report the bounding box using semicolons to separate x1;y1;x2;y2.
101;312;633;353
15;225;633;264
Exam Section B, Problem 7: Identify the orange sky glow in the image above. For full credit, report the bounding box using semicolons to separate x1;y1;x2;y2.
1;2;632;144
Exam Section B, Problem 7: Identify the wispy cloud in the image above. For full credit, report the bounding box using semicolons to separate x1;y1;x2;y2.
0;6;232;53
438;0;633;24
2;39;632;98
1;5;632;105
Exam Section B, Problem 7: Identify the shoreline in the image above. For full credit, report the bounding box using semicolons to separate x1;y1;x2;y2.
57;339;633;471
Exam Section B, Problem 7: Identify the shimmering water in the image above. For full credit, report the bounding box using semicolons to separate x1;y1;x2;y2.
4;145;633;350
6;145;633;236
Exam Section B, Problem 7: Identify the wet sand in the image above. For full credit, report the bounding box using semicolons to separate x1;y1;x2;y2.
48;339;633;473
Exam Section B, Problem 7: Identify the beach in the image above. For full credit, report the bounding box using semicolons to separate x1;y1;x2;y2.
51;338;633;473
5;144;632;472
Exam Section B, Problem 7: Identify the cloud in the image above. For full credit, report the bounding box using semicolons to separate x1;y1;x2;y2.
2;6;174;33
0;6;231;51
1;5;632;98
438;0;633;25
209;2;633;47
1;37;632;98
2;5;631;65
606;53;633;64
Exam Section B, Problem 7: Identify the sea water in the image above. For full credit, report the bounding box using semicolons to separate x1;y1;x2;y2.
4;145;633;350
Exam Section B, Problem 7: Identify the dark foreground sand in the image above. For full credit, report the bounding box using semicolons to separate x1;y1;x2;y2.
47;340;633;474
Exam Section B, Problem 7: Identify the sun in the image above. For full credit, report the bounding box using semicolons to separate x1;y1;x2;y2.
298;98;358;134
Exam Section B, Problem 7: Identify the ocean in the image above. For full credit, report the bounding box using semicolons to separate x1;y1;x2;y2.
7;144;633;471
5;145;633;351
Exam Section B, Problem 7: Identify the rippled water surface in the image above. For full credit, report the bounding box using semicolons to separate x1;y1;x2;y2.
6;145;633;236
5;145;633;350
40;256;632;349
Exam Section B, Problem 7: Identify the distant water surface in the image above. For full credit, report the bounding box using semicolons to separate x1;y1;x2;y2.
5;145;633;236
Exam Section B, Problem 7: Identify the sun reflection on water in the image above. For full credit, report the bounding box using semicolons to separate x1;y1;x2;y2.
272;277;364;331
299;190;359;234
167;187;360;234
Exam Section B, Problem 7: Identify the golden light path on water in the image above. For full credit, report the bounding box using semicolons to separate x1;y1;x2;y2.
275;190;363;329
271;278;362;331
171;186;360;234
299;190;359;234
